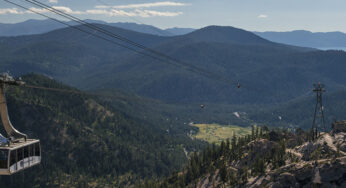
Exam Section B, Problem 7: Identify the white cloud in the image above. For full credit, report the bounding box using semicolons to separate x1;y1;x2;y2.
91;1;187;17
48;0;58;3
258;14;268;18
52;6;83;14
95;1;189;9
0;8;23;15
1;4;183;18
94;5;109;9
110;9;137;17
86;9;109;15
26;7;49;14
86;8;183;17
135;9;183;17
26;6;82;15
86;9;136;17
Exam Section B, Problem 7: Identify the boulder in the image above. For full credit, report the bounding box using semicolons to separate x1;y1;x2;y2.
276;173;298;188
295;164;313;182
331;121;346;134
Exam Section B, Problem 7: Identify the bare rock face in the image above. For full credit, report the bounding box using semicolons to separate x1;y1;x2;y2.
250;157;346;188
241;139;276;167
331;121;346;134
319;160;345;183
248;125;346;188
276;172;298;187
294;164;313;183
294;131;346;161
331;121;346;153
194;125;346;188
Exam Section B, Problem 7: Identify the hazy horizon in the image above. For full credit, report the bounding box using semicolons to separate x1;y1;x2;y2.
1;0;346;32
2;18;346;34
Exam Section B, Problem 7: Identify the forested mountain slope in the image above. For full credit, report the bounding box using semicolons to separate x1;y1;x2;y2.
0;74;202;187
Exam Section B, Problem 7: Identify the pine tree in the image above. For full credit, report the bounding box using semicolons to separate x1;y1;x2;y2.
231;132;237;149
239;167;248;185
220;164;228;183
262;126;269;138
220;140;226;156
255;126;259;139
251;125;255;140
226;138;230;153
228;169;237;186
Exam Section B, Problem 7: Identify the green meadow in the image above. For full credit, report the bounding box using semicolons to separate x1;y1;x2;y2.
190;123;252;144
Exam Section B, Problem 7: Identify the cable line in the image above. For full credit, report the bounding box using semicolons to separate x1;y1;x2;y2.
21;0;239;86
6;0;181;65
22;1;193;66
17;84;135;102
27;0;179;61
95;0;171;36
23;84;83;94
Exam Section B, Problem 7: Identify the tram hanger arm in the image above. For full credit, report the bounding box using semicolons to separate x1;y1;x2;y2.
0;73;27;141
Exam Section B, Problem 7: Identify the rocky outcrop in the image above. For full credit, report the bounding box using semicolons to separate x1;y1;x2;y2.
331;121;346;153
248;124;346;188
331;121;346;134
249;157;346;188
293;131;346;161
191;124;346;188
240;139;276;167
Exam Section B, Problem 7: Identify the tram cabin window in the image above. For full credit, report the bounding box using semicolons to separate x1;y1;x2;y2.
10;150;16;166
30;145;34;157
0;149;8;168
34;143;40;156
18;148;23;161
24;146;29;158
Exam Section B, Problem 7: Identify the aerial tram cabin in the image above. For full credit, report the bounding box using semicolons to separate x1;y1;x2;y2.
0;73;41;175
0;139;41;175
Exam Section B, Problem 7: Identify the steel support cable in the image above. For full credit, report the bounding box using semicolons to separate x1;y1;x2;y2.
95;0;170;37
28;0;156;51
91;0;221;79
29;0;183;61
25;0;186;65
4;0;167;61
14;0;217;82
23;84;83;94
20;84;133;101
5;0;245;92
5;0;187;71
24;0;239;86
1;1;248;102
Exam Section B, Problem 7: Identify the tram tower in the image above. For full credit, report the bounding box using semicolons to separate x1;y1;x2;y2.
312;82;326;139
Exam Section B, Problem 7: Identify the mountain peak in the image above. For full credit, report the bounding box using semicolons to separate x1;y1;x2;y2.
185;25;270;45
291;30;312;34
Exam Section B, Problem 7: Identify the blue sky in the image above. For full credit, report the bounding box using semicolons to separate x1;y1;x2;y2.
0;0;346;32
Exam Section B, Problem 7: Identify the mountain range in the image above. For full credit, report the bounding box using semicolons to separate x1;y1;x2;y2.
255;30;346;50
0;21;346;127
1;23;345;104
3;19;346;50
0;19;195;37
